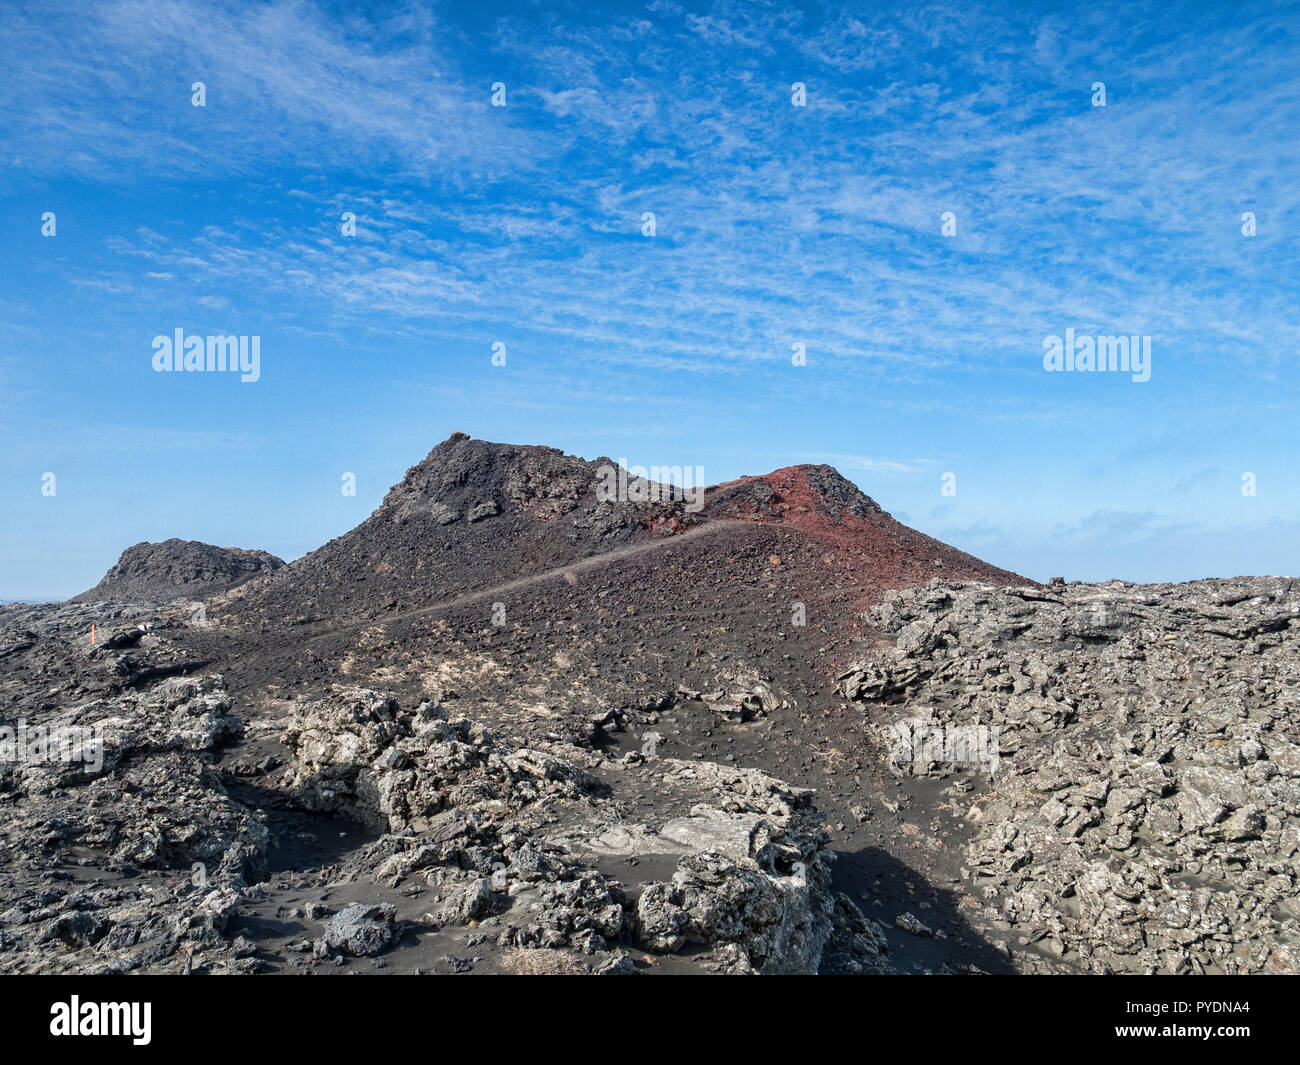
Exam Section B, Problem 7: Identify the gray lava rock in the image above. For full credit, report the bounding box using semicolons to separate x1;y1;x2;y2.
428;878;498;929
318;903;399;957
842;576;1300;975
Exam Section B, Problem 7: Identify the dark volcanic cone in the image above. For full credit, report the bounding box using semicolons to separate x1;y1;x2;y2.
73;539;285;604
222;432;700;623
218;435;1027;668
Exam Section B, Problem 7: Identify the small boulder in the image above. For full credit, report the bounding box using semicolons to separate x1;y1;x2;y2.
318;903;399;957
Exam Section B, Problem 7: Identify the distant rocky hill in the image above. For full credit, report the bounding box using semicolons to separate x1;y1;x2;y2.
72;539;285;605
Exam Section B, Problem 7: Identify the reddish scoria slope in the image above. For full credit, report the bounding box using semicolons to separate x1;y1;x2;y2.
704;464;1028;610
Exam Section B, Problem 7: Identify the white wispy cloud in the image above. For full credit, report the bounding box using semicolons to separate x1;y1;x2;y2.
8;0;1296;392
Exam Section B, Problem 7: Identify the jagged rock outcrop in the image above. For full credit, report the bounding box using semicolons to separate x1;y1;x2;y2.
280;685;607;832
0;674;266;974
624;760;837;973
278;686;860;972
841;577;1300;974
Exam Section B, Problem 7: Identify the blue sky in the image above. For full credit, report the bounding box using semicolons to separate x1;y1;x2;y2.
2;0;1298;599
